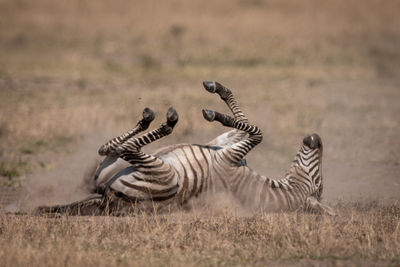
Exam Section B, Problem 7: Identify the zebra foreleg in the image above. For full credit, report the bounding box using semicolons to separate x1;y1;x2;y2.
304;196;337;216
203;81;248;123
98;107;155;156
203;81;248;146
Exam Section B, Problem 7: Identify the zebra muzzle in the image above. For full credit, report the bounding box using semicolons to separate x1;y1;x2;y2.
303;133;322;149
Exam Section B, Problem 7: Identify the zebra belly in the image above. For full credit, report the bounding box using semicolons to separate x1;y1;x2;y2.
159;144;215;204
94;157;130;189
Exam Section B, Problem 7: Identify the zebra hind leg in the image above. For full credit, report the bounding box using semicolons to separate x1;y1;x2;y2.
108;108;179;187
98;107;155;156
35;195;105;216
95;108;180;208
115;107;179;159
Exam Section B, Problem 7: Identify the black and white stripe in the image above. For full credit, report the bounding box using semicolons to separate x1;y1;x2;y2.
198;82;334;215
224;137;326;213
36;81;335;216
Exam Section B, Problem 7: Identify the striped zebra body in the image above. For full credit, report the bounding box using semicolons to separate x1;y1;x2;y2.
198;82;334;215
158;144;228;203
36;81;335;216
93;143;244;212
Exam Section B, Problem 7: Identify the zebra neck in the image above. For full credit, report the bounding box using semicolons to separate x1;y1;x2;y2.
284;166;313;197
230;167;312;211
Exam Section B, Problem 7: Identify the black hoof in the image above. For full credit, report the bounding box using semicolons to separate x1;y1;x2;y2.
203;81;216;93
202;109;215;121
142;107;155;123
166;107;179;128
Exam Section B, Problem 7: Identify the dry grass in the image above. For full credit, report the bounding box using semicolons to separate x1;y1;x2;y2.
0;202;399;266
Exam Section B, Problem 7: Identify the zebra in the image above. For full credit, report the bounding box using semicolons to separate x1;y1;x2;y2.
36;82;335;216
201;82;335;215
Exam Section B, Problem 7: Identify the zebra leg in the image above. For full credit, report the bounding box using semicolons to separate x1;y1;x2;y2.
111;107;179;183
95;108;154;193
304;196;337;216
202;109;262;164
203;81;248;146
98;107;155;156
35;194;105;216
203;81;248;123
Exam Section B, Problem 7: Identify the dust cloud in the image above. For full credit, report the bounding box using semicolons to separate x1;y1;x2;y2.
13;133;107;212
185;191;253;217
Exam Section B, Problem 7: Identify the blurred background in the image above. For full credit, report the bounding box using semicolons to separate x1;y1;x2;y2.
0;0;399;210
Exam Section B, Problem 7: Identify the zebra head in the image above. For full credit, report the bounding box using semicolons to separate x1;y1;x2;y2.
292;133;324;201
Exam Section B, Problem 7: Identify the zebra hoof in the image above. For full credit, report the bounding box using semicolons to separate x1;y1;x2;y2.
203;81;216;93
202;109;215;121
142;107;155;123
166;107;179;128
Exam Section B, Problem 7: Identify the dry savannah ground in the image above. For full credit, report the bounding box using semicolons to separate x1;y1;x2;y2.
0;0;399;266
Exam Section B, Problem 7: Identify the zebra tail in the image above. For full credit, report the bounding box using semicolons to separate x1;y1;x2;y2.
34;195;104;216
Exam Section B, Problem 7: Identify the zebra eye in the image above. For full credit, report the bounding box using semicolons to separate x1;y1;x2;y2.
314;176;321;186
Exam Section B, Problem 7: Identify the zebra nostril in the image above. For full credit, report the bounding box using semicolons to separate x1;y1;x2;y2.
312;134;322;148
303;135;312;147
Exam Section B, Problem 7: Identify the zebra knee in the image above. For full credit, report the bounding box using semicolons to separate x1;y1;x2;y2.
98;145;120;157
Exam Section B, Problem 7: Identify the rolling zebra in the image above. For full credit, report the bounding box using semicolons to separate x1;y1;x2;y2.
201;82;335;215
36;82;335;216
